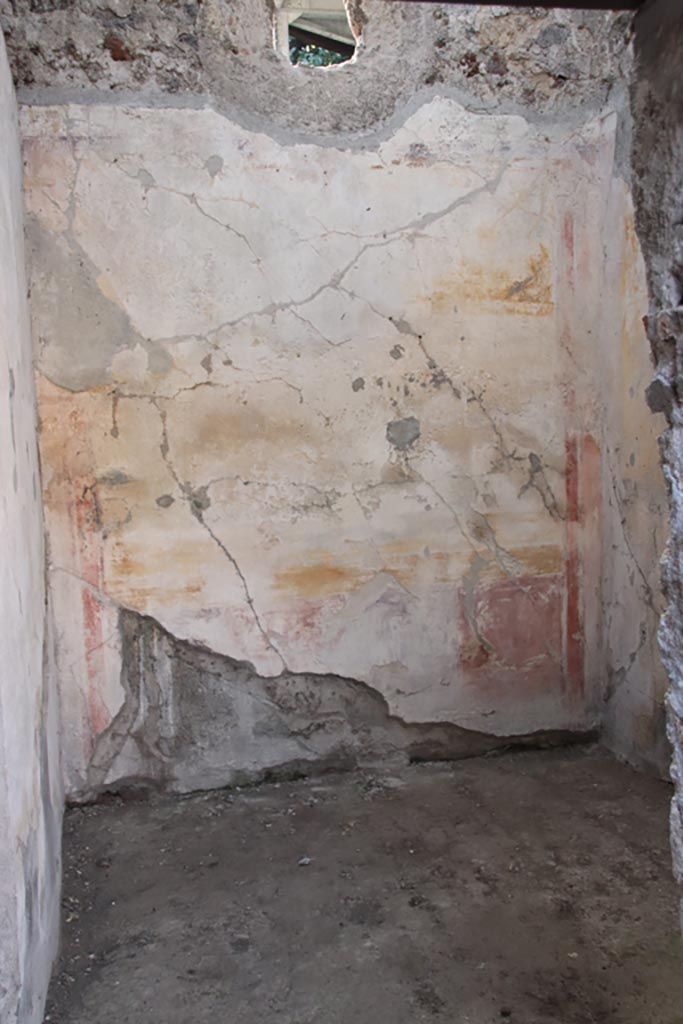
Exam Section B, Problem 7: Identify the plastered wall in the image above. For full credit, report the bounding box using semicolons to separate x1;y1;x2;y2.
0;0;668;797
600;177;669;775
0;31;62;1024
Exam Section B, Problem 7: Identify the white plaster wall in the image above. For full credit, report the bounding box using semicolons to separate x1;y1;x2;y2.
0;31;62;1024
599;178;670;775
19;92;666;795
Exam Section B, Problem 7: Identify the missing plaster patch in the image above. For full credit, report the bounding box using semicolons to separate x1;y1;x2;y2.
79;606;596;800
274;0;357;67
386;416;420;450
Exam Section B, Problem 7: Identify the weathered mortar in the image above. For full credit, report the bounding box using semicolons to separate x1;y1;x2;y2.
0;0;633;136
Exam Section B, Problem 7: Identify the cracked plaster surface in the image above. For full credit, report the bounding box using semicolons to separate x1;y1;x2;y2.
598;182;669;776
21;95;666;794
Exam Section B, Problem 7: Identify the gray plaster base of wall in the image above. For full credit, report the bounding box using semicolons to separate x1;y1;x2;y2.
78;607;597;803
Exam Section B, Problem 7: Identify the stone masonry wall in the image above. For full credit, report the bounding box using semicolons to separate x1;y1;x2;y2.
0;1;633;134
631;0;683;922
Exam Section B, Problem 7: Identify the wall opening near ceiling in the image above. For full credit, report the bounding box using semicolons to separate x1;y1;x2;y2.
274;0;357;66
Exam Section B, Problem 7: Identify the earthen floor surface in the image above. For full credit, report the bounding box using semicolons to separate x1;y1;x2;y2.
45;747;683;1023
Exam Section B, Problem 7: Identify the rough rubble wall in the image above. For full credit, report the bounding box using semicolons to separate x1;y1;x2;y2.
631;0;683;917
0;31;62;1024
3;1;667;797
0;1;633;135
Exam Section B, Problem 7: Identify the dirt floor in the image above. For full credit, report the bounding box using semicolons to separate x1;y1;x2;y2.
44;746;683;1024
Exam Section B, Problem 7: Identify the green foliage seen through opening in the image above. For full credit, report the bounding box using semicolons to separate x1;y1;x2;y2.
289;39;349;66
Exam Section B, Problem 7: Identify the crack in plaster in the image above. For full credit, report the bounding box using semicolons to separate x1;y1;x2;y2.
150;396;288;673
99;159;511;351
519;452;565;521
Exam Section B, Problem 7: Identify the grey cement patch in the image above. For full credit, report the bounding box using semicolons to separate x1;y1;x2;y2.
45;748;683;1024
26;218;170;391
386;416;420;450
78;608;595;803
